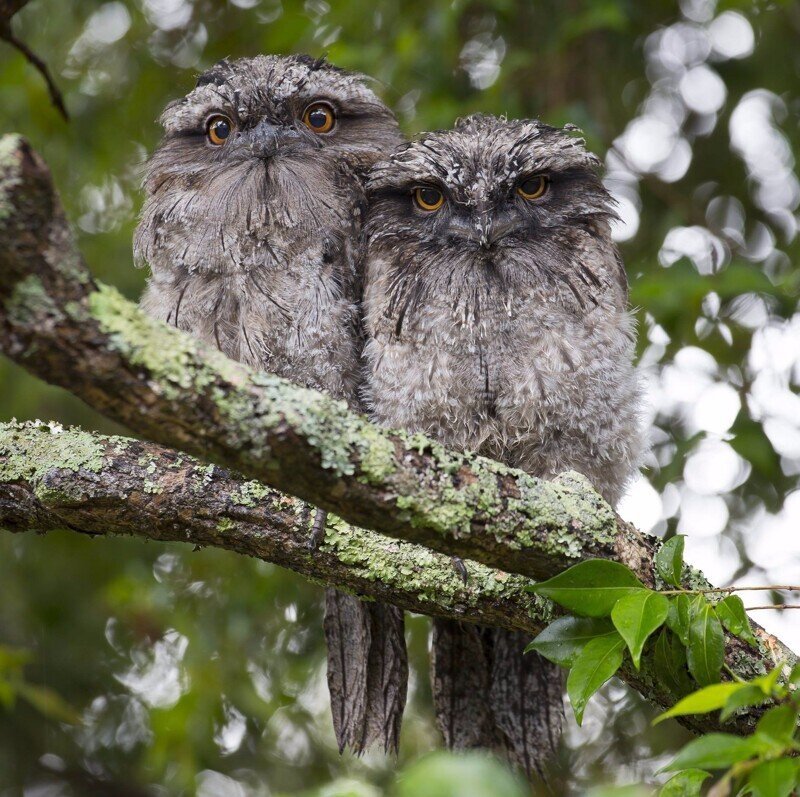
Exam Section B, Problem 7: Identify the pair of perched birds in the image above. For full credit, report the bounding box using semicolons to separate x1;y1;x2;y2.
133;54;641;779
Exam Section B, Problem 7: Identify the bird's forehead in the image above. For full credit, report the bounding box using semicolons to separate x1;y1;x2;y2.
162;56;380;130
376;117;597;200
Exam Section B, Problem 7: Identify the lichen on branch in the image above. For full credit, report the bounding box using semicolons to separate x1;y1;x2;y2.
0;134;796;739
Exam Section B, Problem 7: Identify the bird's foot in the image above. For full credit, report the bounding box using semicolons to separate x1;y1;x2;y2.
451;556;469;586
308;507;328;551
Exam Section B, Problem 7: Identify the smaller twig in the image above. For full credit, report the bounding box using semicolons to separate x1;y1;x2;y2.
660;585;800;596
744;605;800;611
0;29;68;120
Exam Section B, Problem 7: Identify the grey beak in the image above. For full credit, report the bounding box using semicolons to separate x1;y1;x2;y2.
248;121;301;159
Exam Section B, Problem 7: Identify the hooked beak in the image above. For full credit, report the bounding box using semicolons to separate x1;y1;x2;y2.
451;213;520;249
246;120;303;159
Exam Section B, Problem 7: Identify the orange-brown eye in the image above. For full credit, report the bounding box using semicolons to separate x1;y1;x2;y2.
413;186;444;212
207;115;232;146
517;175;549;200
302;102;336;134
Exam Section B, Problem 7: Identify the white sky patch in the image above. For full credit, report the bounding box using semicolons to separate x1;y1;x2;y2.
618;474;663;533
691;382;740;434
683;439;750;495
679;64;726;114
677;489;729;537
709;11;755;60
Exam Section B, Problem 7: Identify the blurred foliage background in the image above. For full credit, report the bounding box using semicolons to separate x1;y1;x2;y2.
1;0;799;794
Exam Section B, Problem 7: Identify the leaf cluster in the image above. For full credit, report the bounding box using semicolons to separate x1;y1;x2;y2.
526;537;800;796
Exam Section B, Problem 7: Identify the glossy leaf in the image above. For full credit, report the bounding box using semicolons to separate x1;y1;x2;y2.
715;595;758;647
661;733;761;772
720;684;769;722
754;703;798;748
748;758;797;797
566;632;625;725
653;629;693;699
654;536;685;587
654;682;746;724
611;590;669;669
525;616;615;667
657;769;710;797
686;602;724;686
527;560;646;618
666;595;692;645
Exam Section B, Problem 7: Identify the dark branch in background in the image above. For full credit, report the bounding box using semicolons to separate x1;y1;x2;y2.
0;0;69;120
0;134;796;737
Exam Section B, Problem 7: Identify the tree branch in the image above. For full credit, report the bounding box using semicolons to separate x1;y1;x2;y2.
0;134;796;737
0;1;69;120
0;420;546;633
0;420;783;737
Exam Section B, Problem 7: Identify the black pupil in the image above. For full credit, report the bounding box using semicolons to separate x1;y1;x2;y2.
522;177;543;195
419;188;441;206
308;108;329;128
212;119;230;139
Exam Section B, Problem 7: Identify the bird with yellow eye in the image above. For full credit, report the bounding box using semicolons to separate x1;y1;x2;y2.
412;174;550;213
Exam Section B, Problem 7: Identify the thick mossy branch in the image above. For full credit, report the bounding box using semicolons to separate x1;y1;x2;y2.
0;136;796;737
0;421;787;738
0;134;644;583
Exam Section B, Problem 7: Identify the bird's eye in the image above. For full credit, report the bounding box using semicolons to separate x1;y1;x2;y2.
206;115;232;146
302;102;336;134
413;186;444;212
517;175;549;201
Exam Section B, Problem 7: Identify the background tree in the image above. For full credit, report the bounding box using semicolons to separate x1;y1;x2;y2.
0;0;798;794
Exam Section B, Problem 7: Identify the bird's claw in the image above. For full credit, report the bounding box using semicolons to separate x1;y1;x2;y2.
308;508;328;551
452;556;469;586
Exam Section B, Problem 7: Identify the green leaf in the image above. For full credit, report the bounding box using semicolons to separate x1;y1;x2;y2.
654;629;693;699
566;632;625;725
661;734;760;772
666;595;692;645
655;536;685;587
754;703;798;748
527;560;646;618
654;682;748;724
611;590;669;669
748;758;797;797
686;602;724;686
750;663;786;698
525;616;615;667
715;595;758;647
720;684;769;721
658;769;710;797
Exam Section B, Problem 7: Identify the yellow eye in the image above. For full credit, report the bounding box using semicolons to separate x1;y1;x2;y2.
413;186;444;212
517;175;549;200
302;102;336;134
206;115;232;146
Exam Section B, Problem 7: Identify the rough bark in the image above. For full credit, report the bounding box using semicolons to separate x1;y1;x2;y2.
0;134;797;738
0;420;792;739
0;135;652;583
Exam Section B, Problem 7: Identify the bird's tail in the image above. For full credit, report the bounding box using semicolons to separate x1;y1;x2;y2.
324;589;408;755
430;618;564;779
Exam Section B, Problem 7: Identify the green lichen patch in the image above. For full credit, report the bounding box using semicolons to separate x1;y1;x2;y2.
4;275;62;328
0;420;108;485
0;135;25;222
88;283;248;399
229;479;277;507
321;514;552;620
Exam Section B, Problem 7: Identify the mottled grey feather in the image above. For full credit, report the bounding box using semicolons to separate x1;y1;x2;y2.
363;114;642;776
134;54;408;755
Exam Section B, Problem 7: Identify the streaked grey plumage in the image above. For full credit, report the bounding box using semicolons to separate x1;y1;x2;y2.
134;54;408;754
362;114;641;777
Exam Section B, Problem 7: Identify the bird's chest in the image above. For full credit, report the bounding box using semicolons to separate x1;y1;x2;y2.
367;302;624;463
